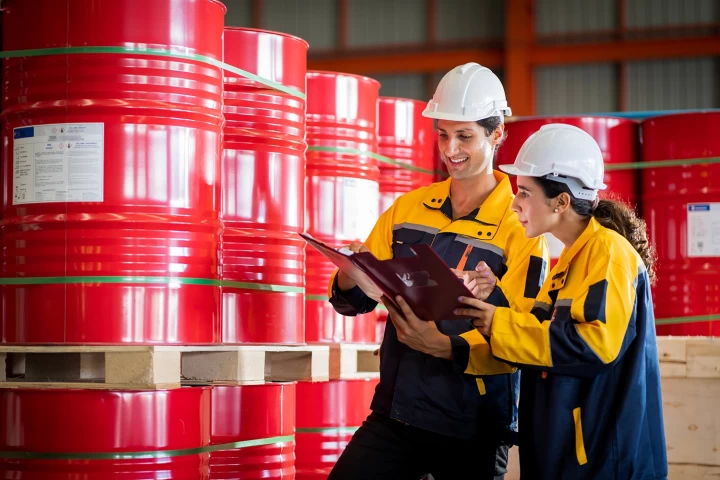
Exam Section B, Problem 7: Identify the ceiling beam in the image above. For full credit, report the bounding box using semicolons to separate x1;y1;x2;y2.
307;35;720;75
308;48;504;75
530;35;720;65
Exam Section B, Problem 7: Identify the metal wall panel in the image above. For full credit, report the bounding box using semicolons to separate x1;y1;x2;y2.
224;0;253;27
349;0;427;47
627;0;719;28
536;63;618;114
375;74;428;102
626;58;719;110
263;0;336;51
536;0;616;35
436;0;504;42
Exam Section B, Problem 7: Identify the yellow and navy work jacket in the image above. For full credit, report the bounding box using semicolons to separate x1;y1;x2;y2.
490;218;667;479
329;172;548;439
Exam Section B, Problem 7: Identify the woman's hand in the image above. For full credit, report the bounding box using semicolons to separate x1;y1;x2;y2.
452;262;497;301
454;296;497;336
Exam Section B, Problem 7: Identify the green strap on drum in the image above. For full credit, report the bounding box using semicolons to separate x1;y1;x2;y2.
604;156;720;171
655;314;720;326
0;46;305;100
307;146;436;176
0;276;303;294
296;426;360;434
0;434;295;460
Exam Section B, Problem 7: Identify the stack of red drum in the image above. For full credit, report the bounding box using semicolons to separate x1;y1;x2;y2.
641;112;720;336
304;71;381;344
295;379;379;479
211;383;296;479
220;27;308;345
0;388;212;479
1;0;226;345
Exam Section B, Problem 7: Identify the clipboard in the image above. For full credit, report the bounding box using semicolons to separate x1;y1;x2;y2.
300;233;476;321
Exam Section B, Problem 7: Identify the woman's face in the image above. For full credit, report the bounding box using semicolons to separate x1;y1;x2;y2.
510;176;556;238
436;120;501;181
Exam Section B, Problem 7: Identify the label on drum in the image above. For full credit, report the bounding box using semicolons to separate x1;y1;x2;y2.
12;123;104;204
543;232;565;259
687;203;720;257
341;177;379;241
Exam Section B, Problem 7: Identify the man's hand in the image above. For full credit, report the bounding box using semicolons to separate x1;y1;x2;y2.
336;242;370;291
454;296;496;336
384;296;452;360
452;262;497;301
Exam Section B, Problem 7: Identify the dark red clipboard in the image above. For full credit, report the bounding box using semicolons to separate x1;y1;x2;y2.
300;233;475;321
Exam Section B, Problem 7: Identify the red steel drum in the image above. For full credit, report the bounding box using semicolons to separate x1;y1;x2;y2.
210;383;296;479
0;0;225;344
0;387;211;479
295;379;378;479
497;116;639;265
221;28;308;345
377;97;435;214
641;112;720;336
305;71;380;344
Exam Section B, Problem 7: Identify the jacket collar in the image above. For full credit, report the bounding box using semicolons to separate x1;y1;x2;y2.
422;171;514;225
548;217;602;291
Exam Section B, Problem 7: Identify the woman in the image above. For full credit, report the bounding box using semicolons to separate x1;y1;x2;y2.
388;123;668;478
450;123;668;479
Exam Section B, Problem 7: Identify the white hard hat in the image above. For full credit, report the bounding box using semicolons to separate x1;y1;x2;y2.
423;63;511;122
499;124;607;201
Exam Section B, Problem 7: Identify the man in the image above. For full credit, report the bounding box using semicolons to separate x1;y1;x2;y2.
327;63;549;480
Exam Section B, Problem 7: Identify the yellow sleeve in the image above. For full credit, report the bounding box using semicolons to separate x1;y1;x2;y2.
460;330;517;375
456;233;549;376
490;248;639;377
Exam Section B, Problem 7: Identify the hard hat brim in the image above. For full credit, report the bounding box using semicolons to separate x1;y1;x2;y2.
498;164;532;177
422;110;501;122
499;164;609;192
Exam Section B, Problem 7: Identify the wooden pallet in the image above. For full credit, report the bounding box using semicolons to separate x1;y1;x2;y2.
657;336;720;477
328;343;380;380
0;344;330;389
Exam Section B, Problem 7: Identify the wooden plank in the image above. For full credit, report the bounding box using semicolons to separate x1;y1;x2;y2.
668;464;720;479
687;339;720;379
661;362;688;378
182;350;266;383
657;336;688;364
266;346;329;382
336;372;380;380
662;378;720;466
0;353;5;382
329;344;380;380
0;381;180;390
329;344;353;380
356;348;380;375
105;350;180;387
0;345;331;387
